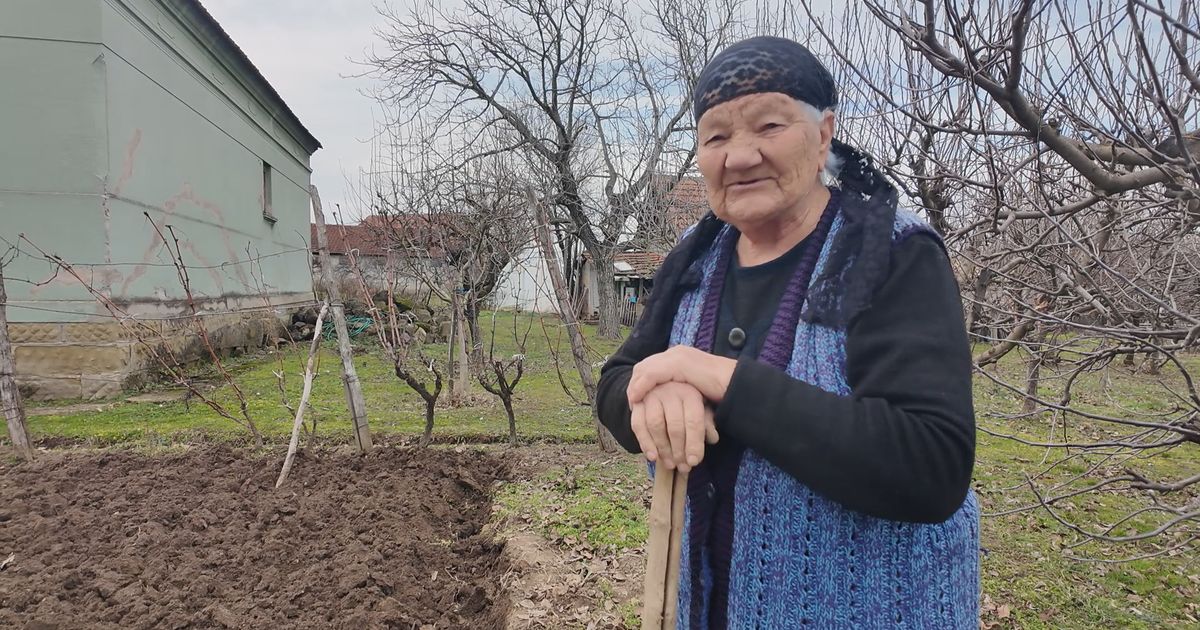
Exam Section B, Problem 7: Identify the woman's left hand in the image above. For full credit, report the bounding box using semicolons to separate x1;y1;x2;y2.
626;345;737;408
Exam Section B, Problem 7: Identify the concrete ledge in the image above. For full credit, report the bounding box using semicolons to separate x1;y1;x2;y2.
11;309;291;401
6;323;63;344
15;343;134;375
81;373;125;400
17;375;82;401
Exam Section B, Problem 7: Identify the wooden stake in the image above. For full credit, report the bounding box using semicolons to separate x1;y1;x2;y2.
311;186;372;454
526;187;617;452
643;465;688;629
664;469;689;628
0;261;33;460
276;301;328;489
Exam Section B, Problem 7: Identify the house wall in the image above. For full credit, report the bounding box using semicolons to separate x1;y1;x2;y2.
0;0;316;400
314;254;430;301
1;0;109;312
581;260;601;317
490;244;558;313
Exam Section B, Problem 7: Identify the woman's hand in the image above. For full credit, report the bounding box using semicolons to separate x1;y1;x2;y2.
631;381;719;472
626;345;737;409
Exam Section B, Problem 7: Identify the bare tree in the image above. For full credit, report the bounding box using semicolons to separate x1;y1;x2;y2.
19;224;268;448
365;0;741;338
347;240;445;447
790;0;1199;558
354;127;534;405
529;186;619;451
476;310;533;446
397;342;446;448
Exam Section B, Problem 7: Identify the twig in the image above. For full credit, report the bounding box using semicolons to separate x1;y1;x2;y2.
276;301;329;489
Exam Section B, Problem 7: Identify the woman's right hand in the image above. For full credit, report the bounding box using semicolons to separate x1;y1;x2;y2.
630;381;719;472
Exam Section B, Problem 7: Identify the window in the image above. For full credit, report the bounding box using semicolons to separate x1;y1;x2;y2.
262;161;275;223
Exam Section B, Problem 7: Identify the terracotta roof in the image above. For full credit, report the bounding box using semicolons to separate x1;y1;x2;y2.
313;213;469;259
584;250;665;278
614;251;665;278
310;224;393;257
661;176;710;231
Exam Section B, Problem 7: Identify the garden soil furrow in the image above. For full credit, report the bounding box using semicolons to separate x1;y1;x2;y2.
0;446;510;629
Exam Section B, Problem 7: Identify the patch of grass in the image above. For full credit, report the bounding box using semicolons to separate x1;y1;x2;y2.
497;458;649;552
971;415;1198;629
617;600;640;628
594;577;641;628
26;311;614;446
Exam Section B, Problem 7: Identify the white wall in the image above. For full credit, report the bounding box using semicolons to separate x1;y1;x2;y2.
490;244;558;313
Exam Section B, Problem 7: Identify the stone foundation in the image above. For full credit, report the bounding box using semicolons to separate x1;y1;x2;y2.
11;311;288;401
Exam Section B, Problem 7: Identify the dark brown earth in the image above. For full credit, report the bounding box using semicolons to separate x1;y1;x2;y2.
0;446;510;629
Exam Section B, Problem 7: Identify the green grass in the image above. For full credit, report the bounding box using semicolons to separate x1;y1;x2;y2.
954;342;1199;628
13;315;1200;628
27;311;621;446
496;457;650;552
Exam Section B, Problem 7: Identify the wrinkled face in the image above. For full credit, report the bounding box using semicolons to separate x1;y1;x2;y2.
696;92;834;231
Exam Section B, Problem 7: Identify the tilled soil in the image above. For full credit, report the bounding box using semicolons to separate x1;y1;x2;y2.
0;446;509;629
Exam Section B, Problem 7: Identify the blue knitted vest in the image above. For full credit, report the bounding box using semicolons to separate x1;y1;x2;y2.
667;203;980;629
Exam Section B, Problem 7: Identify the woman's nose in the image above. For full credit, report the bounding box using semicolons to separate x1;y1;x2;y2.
723;141;763;171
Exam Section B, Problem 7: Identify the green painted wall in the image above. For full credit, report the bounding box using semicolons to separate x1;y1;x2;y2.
1;0;315;323
0;1;108;318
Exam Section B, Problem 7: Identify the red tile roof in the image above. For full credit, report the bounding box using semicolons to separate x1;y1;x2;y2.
313;213;466;259
310;223;393;257
584;250;665;278
614;251;665;277
661;176;710;231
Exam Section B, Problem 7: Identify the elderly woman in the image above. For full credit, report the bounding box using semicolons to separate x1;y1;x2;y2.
597;37;979;628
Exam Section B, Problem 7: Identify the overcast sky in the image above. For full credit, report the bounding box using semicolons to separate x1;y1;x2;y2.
203;0;383;224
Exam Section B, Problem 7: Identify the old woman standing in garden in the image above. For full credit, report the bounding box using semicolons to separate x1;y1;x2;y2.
597;36;980;628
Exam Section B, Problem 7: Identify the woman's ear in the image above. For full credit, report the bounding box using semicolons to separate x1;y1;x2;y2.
820;110;836;161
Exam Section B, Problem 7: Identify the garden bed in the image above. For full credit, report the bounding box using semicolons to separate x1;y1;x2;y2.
0;446;509;629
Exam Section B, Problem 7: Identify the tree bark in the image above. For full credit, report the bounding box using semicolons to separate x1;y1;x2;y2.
1022;325;1046;415
529;188;617;451
592;247;621;339
974;317;1036;367
466;291;484;365
0;263;33;460
503;397;517;446
447;288;470;405
966;268;996;339
312;185;372;454
421;399;436;447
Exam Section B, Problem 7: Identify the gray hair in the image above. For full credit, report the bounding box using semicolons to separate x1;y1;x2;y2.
796;99;843;181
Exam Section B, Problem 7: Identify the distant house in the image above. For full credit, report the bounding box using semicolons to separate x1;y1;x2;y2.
489;244;558;314
313;217;558;313
2;0;319;399
578;175;710;323
309;221;439;300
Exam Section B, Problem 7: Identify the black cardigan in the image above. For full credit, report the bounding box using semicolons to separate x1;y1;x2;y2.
596;233;976;524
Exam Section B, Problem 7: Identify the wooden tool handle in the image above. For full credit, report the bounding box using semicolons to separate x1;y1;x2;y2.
643;464;688;630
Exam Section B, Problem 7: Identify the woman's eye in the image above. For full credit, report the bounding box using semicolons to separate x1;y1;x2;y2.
705;135;727;145
761;122;783;131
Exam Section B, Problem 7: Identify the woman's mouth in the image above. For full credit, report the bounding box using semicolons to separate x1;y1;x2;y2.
729;178;768;191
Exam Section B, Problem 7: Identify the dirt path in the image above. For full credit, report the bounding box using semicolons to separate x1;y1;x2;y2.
0;446;509;629
498;445;647;630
